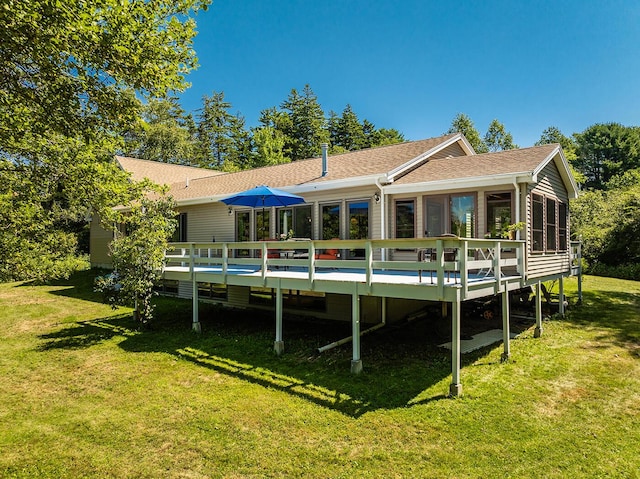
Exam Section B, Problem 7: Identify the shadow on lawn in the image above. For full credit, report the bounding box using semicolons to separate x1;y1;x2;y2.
36;295;491;417
565;288;640;354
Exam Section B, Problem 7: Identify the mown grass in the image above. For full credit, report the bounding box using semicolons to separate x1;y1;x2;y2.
0;271;638;478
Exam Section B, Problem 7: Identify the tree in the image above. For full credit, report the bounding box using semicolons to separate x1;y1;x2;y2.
0;0;208;282
571;169;640;271
536;126;585;184
331;105;366;151
195;92;253;171
96;191;177;325
1;0;208;153
573;123;640;190
123;98;199;165
366;127;405;147
252;126;289;167
484;119;518;152
280;85;329;161
446;114;488;153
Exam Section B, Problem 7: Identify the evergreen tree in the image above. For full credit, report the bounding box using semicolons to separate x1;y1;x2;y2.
333;104;366;151
446;113;488;153
484;119;518;152
280;85;329;161
196;92;247;170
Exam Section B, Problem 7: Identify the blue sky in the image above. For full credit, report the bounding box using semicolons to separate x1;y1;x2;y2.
178;0;640;148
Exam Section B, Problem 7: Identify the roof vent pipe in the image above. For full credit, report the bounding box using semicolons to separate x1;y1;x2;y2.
321;143;329;177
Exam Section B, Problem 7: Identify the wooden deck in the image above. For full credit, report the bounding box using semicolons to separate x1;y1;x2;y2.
163;238;578;397
163;237;528;302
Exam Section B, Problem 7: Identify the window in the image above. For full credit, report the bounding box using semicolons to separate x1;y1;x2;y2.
486;192;512;238
395;199;415;238
235;211;251;257
450;195;475;237
532;194;544;252
321;203;340;239
546;197;557;251
255;209;270;240
278;205;312;239
531;193;567;253
348;200;369;258
559;203;568;251
425;194;475;238
198;282;227;300
171;213;187;242
425;196;445;236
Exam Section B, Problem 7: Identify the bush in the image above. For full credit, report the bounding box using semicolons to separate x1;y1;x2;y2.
587;262;640;281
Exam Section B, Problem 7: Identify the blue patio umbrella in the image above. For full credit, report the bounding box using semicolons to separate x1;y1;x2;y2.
220;185;305;240
220;185;305;208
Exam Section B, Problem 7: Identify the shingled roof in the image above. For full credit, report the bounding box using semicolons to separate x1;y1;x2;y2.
164;134;461;202
392;143;559;185
115;156;223;185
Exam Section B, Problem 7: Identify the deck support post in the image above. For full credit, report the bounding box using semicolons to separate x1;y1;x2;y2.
534;281;543;338
350;287;363;374
558;277;565;316
274;282;284;355
191;274;201;333
449;294;462;397
501;288;510;362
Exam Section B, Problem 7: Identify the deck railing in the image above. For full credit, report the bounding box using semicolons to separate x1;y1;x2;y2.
165;237;526;291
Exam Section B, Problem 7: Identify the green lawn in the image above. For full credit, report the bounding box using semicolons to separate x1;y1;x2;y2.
1;272;638;478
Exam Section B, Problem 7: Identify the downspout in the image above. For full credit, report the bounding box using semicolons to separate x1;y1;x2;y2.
317;315;386;353
513;181;521;239
375;176;386;261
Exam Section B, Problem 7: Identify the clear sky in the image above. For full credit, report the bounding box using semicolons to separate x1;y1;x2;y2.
178;0;640;148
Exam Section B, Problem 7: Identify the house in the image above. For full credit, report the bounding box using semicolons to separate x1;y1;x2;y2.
91;133;580;396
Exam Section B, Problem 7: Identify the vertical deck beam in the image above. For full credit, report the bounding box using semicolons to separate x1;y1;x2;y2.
558;276;565;316
351;285;363;374
449;293;462;397
501;289;510;362
274;281;284;355
534;281;543;338
191;244;201;333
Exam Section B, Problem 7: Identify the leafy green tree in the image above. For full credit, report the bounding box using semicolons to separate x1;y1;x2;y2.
536;126;585;184
367;127;405;147
573;123;640;190
446;113;488;153
252;126;289;167
0;0;208;282
124;98;198;165
98;192;177;325
0;136;133;282
1;0;208;153
484;119;518;152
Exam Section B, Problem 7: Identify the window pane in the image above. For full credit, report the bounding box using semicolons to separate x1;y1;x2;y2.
532;194;544;252
235;211;251;257
395;200;415;238
256;210;270;240
294;205;312;239
348;201;369;240
321;204;340;239
278;209;293;237
425;197;445;237
486;193;511;237
559;203;568;251
546;198;556;251
450;195;474;237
